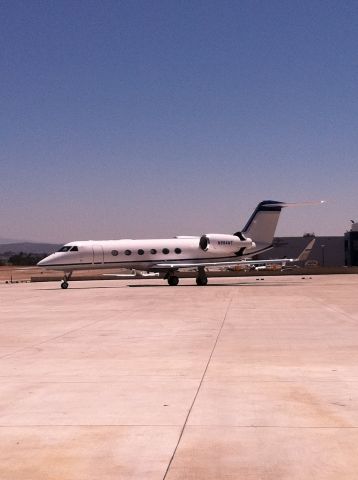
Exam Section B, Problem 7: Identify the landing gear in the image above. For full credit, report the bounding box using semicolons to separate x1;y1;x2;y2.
196;276;208;286
61;272;72;289
196;267;208;286
164;270;180;286
167;275;179;286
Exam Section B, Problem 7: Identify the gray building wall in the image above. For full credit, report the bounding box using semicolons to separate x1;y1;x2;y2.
345;231;358;266
257;236;345;267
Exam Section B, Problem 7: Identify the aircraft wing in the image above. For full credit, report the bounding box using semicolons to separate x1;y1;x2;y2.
153;257;296;269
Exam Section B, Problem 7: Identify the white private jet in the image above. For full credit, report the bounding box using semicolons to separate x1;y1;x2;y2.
37;200;322;288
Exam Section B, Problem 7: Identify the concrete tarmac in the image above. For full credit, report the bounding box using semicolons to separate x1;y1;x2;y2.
1;275;358;479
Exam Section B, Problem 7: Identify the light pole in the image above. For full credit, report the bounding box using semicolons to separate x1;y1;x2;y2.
321;244;326;267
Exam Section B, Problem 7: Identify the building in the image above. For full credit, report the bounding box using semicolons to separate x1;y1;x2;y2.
257;235;345;267
344;223;358;266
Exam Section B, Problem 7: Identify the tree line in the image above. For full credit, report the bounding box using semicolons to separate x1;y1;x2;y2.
0;252;48;266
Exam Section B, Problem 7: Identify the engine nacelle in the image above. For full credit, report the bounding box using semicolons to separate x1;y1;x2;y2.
199;233;255;254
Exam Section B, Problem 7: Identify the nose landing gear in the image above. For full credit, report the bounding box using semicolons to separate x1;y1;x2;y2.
61;272;72;289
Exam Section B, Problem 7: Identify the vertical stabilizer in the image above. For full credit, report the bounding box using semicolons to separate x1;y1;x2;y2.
297;238;316;262
240;200;284;253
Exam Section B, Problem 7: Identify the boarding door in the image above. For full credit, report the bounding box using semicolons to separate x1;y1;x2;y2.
92;245;104;265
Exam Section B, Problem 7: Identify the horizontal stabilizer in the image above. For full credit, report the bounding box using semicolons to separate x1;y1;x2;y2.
262;200;326;208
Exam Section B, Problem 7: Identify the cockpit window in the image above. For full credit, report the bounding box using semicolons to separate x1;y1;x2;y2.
70;246;78;251
58;246;71;252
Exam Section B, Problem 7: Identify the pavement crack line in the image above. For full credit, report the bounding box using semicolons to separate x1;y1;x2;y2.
162;294;233;480
0;317;108;360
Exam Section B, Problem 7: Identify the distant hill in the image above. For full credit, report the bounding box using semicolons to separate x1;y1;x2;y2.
0;237;30;244
0;242;61;255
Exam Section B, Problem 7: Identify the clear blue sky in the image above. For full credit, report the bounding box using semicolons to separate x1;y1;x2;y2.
1;0;357;242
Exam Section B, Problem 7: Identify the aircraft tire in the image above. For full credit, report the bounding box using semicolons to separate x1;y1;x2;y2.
168;276;179;286
61;281;69;289
196;276;208;286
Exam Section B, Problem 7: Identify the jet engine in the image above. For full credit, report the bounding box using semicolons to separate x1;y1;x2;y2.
199;233;255;254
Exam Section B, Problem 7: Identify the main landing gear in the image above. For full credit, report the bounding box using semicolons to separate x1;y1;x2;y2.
165;271;180;286
196;276;208;286
196;267;208;286
61;272;72;289
164;268;208;286
168;275;179;286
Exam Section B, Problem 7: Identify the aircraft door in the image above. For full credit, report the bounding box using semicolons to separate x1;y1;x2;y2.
92;245;104;265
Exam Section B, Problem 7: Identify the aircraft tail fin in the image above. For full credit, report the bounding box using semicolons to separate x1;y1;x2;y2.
297;238;316;262
239;200;324;255
240;200;285;253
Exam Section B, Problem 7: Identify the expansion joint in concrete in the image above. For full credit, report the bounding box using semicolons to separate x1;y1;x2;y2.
162;294;233;479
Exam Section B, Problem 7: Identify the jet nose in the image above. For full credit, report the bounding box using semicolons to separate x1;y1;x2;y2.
37;255;52;266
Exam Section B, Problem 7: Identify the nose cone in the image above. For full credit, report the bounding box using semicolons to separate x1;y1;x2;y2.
37;255;52;267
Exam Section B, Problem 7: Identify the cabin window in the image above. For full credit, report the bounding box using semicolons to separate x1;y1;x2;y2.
150;249;157;254
111;250;119;256
162;248;169;254
124;250;132;256
175;248;182;254
58;246;71;252
70;246;78;252
138;249;144;255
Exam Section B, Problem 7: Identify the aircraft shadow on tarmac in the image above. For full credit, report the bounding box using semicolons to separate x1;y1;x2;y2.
37;285;125;290
37;279;312;290
128;280;311;288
